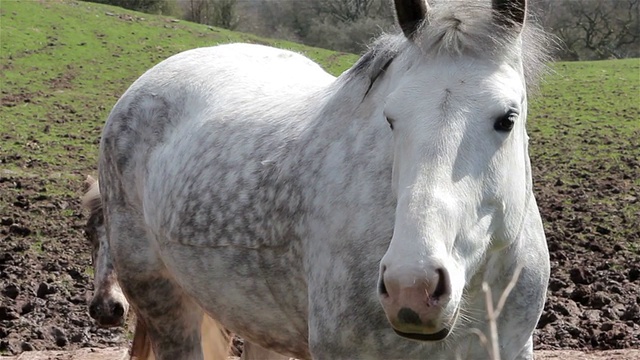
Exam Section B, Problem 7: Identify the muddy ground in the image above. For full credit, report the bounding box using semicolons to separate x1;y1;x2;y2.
1;106;639;357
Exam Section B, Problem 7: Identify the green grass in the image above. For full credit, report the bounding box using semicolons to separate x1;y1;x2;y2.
29;235;45;254
527;57;640;186
0;0;357;184
84;265;95;277
529;59;640;162
527;58;639;252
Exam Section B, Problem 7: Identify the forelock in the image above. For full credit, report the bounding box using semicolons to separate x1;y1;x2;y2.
412;2;553;91
333;1;554;106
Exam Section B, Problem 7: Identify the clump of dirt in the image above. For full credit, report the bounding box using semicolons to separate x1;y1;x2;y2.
48;65;77;90
0;175;130;355
1;91;44;108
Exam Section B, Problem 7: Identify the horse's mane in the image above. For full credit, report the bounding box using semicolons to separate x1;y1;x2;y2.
342;1;553;96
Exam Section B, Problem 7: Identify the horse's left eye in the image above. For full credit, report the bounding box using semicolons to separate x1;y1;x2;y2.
494;111;517;132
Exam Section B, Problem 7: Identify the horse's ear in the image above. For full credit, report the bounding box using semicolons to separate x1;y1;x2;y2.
492;0;527;30
394;0;428;39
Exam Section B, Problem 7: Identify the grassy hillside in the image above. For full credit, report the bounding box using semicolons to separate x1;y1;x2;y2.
0;0;357;197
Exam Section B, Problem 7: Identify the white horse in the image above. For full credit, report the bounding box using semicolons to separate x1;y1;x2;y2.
97;0;551;358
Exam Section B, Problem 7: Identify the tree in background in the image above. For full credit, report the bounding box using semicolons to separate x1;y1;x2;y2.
243;0;639;59
240;0;316;43
85;0;638;60
242;0;394;54
86;0;176;14
306;0;394;53
538;0;639;60
211;0;239;29
312;0;380;22
182;0;239;30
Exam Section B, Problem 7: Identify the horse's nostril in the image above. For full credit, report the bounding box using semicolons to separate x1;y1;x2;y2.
431;268;449;299
89;303;99;319
379;265;389;296
112;302;125;318
379;278;388;296
397;307;422;326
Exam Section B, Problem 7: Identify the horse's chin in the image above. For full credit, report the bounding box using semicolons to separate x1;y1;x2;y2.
95;318;126;328
393;327;451;341
391;306;459;342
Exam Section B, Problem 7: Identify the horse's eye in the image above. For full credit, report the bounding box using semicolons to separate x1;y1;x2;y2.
494;111;517;132
386;117;394;130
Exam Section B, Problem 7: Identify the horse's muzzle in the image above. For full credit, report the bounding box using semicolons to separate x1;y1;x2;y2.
89;298;127;328
378;265;456;340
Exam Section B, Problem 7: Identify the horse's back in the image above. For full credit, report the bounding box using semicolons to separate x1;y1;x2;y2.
99;43;334;197
105;43;333;131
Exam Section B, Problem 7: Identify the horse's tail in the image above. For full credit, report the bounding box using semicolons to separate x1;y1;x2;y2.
129;314;232;360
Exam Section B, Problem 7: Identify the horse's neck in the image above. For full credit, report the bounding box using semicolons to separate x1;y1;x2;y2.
276;80;395;247
305;67;394;147
294;82;392;181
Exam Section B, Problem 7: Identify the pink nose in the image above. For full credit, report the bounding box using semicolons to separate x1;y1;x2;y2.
378;266;451;337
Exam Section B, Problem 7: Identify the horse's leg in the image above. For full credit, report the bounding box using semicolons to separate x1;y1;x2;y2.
125;271;206;360
514;336;534;360
241;342;292;360
129;318;152;360
130;314;228;360
107;212;206;360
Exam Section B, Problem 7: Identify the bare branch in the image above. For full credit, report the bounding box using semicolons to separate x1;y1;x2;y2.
494;265;523;319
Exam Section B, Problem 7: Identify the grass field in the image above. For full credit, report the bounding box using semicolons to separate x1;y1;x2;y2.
527;59;639;250
1;0;639;354
0;0;357;199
